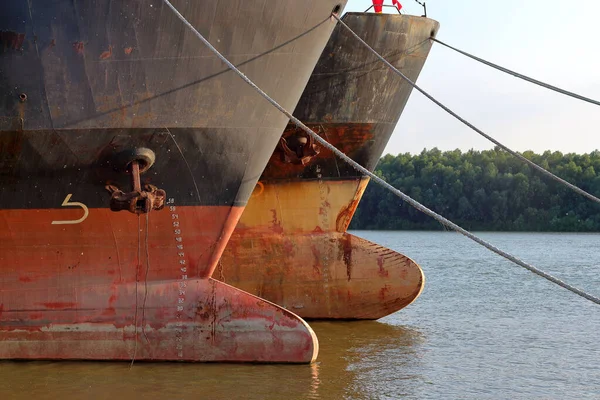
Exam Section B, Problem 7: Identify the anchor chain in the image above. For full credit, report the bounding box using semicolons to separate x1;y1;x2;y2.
106;148;166;214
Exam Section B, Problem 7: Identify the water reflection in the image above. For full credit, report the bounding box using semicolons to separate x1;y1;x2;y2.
0;321;424;400
312;321;425;399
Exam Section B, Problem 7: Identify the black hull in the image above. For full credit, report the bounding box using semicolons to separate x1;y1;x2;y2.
262;13;440;181
0;127;279;208
0;0;347;208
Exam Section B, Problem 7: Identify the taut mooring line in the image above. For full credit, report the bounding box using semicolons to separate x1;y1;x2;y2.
431;37;600;107
163;0;600;306
332;14;600;207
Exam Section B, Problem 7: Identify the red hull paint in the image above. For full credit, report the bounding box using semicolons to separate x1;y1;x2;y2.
0;206;241;281
0;206;317;362
0;278;317;363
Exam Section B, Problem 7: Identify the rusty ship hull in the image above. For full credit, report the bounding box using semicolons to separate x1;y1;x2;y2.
219;13;439;320
0;0;348;363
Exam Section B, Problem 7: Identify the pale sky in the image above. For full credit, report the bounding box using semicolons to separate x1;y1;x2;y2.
343;0;600;155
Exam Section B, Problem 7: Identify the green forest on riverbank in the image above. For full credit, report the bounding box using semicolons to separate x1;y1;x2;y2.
350;148;600;231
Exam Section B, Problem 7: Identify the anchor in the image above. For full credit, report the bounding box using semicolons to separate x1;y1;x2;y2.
278;130;320;166
105;148;166;214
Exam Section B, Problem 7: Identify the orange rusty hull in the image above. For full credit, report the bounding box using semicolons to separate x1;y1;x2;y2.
220;231;423;320
219;179;425;320
0;206;317;363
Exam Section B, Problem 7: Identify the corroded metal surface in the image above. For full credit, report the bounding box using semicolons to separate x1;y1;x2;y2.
220;13;438;319
220;231;424;320
0;277;317;363
222;179;424;320
0;0;348;362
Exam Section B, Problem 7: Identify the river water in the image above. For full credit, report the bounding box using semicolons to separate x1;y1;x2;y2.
1;231;599;399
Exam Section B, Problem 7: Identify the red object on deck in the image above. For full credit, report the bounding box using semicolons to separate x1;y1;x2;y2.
392;0;403;11
372;0;384;13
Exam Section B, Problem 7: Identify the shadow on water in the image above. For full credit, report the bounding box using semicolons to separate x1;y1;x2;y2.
0;321;424;400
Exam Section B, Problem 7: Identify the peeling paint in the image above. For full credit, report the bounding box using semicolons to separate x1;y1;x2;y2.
99;45;113;60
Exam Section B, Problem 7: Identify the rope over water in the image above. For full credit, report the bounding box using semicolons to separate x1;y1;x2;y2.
163;0;600;306
431;37;600;108
332;14;600;207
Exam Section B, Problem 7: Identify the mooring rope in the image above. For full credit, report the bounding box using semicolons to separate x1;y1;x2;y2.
163;0;600;306
431;37;600;108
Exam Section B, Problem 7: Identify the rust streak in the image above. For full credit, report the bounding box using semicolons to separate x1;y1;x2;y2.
376;256;389;278
269;208;283;234
99;45;113;60
72;41;84;54
341;234;352;281
310;245;322;276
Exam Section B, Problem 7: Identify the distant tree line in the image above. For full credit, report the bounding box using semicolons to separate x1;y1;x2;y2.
350;147;600;231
